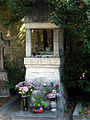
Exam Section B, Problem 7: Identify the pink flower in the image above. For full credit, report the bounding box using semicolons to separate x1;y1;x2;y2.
18;81;24;85
29;84;35;88
23;86;28;92
15;84;19;88
47;93;56;99
15;81;35;97
29;81;34;85
57;93;60;97
28;81;35;88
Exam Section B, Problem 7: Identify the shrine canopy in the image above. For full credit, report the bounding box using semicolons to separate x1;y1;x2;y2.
24;0;64;58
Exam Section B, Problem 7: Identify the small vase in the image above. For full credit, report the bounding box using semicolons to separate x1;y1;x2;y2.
22;96;28;111
50;100;57;112
33;107;44;113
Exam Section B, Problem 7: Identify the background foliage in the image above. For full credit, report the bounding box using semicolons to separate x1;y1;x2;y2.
48;0;90;95
0;0;32;27
4;60;25;90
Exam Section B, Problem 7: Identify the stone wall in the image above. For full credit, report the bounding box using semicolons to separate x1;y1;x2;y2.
0;2;25;66
24;0;50;23
0;24;25;67
0;23;26;96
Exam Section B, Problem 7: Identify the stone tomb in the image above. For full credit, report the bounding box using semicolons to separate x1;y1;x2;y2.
24;23;66;111
24;0;67;111
0;33;10;97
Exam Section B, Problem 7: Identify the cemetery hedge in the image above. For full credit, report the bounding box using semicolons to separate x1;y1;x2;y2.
48;0;90;97
0;0;90;97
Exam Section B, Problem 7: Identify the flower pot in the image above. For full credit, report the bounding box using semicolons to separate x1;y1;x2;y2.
22;96;28;111
33;107;44;113
50;100;57;112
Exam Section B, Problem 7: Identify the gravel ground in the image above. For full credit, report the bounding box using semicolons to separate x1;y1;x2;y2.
64;100;90;120
80;106;90;119
0;95;15;107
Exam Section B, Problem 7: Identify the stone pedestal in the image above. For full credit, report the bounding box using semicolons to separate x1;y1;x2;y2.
0;70;10;97
24;58;60;85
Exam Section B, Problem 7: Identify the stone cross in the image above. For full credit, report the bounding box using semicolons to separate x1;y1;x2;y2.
0;32;10;70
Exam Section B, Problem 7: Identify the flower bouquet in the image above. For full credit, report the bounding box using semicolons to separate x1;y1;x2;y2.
45;82;60;100
15;81;35;111
15;81;35;97
44;82;60;111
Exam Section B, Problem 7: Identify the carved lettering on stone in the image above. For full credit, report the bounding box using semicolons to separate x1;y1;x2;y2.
24;58;60;65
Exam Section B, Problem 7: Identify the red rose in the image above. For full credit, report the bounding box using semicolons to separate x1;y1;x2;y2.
56;84;59;88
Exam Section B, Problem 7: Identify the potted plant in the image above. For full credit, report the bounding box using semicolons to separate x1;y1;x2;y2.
44;82;60;112
15;81;35;111
30;92;46;113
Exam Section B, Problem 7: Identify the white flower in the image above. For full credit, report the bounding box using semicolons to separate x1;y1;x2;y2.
57;93;60;97
23;92;25;94
52;90;57;94
19;91;22;94
31;89;33;92
43;83;47;87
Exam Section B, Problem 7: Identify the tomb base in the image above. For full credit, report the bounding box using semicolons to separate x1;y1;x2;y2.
24;57;67;111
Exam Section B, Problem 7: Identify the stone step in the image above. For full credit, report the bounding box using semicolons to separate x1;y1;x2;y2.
73;102;82;120
0;114;11;120
11;110;64;120
0;95;20;116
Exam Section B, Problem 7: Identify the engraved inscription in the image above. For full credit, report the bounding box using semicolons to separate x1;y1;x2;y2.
24;58;60;65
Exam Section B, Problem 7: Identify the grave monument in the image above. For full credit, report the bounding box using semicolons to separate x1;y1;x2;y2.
24;0;67;111
0;32;10;97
